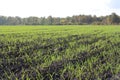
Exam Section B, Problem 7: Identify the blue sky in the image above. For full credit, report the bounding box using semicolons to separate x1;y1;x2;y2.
109;0;120;9
0;0;120;17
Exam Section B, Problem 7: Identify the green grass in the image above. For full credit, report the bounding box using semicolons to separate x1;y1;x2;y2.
0;25;120;80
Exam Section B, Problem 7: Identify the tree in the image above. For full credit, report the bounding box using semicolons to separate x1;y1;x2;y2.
0;12;120;25
0;16;7;25
39;17;46;25
107;13;120;24
52;17;61;25
47;16;53;25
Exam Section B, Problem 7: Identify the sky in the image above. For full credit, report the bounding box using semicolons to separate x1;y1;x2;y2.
0;0;120;17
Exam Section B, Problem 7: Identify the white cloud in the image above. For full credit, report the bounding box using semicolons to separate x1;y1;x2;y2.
0;0;119;17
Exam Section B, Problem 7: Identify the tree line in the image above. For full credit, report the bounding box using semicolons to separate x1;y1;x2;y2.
0;13;120;25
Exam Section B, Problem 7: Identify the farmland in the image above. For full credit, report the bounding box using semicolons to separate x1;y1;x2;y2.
0;25;120;80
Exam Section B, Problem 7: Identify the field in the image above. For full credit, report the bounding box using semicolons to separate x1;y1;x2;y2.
0;25;120;80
